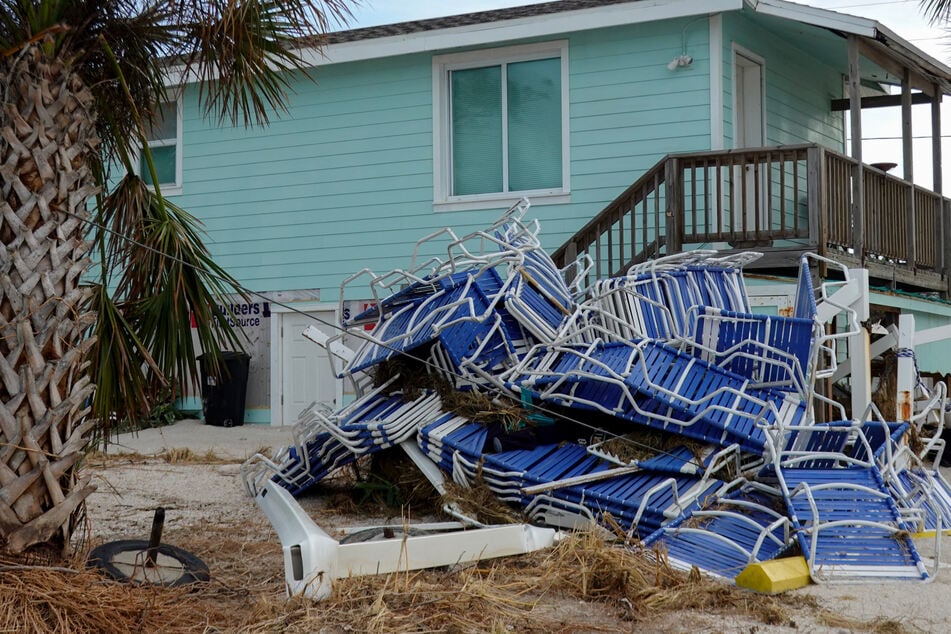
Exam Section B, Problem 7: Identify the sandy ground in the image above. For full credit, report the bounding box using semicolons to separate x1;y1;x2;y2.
100;418;286;461
83;419;951;633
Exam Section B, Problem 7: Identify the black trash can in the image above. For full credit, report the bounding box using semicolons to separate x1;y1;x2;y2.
197;351;250;427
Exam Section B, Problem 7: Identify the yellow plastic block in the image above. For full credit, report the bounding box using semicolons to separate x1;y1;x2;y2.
735;557;811;594
912;529;951;539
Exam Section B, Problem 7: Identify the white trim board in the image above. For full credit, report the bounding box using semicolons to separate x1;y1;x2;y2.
746;0;876;37
709;13;724;151
309;0;741;67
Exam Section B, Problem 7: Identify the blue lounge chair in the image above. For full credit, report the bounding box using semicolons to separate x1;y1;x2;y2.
644;482;792;579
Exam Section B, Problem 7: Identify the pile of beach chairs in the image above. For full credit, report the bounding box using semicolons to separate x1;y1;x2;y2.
242;200;951;585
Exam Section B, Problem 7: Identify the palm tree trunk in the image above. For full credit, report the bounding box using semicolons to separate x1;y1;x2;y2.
0;45;99;553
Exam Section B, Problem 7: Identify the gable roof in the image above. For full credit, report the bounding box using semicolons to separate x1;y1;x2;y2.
168;1;951;94
298;0;742;66
298;0;951;93
324;0;638;44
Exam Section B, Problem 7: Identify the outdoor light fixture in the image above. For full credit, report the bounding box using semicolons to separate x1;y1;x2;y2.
667;15;703;71
667;54;693;70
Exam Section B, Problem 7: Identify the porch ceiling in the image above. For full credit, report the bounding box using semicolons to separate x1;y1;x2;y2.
746;0;951;97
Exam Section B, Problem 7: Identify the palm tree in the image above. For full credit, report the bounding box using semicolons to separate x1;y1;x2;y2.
0;0;352;554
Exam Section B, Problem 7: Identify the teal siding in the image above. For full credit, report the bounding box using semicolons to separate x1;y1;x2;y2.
722;11;844;150
169;13;843;300
175;53;435;296
171;13;846;301
564;17;712;228
170;17;713;298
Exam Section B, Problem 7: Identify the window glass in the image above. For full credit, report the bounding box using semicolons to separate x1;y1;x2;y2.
140;100;179;188
507;57;562;192
451;66;503;196
147;102;177;143
141;145;176;186
436;42;568;204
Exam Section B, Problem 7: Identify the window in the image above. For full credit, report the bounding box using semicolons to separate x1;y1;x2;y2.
139;99;182;194
434;42;569;209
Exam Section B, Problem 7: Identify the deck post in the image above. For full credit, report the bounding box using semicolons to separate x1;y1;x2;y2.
848;36;865;262
563;241;577;283
903;69;916;267
945;199;951;296
665;157;683;254
806;146;823;254
932;84;942;195
896;314;916;422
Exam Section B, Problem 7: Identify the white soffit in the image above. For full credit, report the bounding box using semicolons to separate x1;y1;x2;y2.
749;0;951;81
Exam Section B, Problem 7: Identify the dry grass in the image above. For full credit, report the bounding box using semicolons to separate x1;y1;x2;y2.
372;356;530;430
364;451;442;512
84;447;242;467
595;429;708;467
371;355;454;401
38;446;928;633
1;514;822;634
254;529;811;632
816;609;911;634
441;390;527;430
0;554;226;633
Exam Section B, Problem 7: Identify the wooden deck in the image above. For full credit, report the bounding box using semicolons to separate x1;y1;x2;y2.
552;144;950;293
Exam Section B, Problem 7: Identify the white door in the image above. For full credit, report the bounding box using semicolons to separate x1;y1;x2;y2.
733;49;766;233
279;310;339;425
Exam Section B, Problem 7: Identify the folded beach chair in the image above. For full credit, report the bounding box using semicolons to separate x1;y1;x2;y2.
644;482;793;579
766;423;933;582
688;307;817;396
417;413;488;473
781;466;930;582
241;419;357;498
511;339;805;454
504;247;576;343
309;391;443;455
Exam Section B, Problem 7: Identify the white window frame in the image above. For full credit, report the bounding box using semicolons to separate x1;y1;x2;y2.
432;40;570;212
136;95;183;196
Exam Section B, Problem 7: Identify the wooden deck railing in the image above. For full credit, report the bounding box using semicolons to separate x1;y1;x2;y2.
552;144;950;291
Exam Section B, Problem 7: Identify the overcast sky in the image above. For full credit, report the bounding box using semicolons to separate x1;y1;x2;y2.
346;0;951;189
349;0;947;46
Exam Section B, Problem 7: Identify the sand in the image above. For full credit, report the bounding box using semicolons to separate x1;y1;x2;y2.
82;419;951;633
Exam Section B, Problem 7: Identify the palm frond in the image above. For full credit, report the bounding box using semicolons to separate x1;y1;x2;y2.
921;0;951;24
86;282;159;438
5;0;355;429
99;173;248;414
4;1;356;158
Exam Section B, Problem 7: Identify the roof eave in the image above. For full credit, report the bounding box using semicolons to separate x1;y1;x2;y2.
297;0;742;68
747;0;876;37
750;0;951;93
